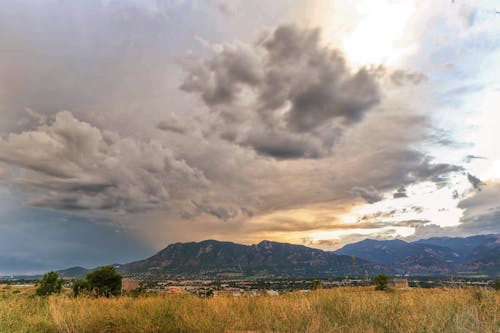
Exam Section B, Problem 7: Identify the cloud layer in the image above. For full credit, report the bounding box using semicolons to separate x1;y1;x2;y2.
0;112;207;212
182;24;380;159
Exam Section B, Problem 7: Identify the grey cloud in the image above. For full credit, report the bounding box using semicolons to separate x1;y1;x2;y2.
390;156;463;196
464;155;487;163
467;173;484;191
390;70;428;86
181;24;381;159
458;181;500;213
366;65;428;87
436;182;500;237
351;186;384;204
408;158;463;184
181;42;262;106
191;200;240;221
242;129;326;159
409;215;499;241
458;210;500;235
157;118;187;134
0;111;208;213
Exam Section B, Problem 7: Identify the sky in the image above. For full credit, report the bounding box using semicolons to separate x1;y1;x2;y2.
0;0;499;274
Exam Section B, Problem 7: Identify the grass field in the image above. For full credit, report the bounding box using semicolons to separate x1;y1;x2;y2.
0;284;498;333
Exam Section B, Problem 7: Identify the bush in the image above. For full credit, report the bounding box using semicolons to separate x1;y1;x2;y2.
494;280;500;291
72;279;90;297
36;272;63;296
86;266;122;297
373;274;390;291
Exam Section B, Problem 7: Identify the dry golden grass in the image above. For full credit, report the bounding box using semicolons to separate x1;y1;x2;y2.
0;286;498;333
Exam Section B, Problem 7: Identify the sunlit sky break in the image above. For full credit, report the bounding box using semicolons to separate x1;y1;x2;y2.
0;0;499;274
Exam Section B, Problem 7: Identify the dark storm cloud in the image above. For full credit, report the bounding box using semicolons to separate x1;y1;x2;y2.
261;25;380;131
181;24;381;159
0;112;208;212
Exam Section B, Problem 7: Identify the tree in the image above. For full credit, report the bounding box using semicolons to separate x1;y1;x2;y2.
72;278;89;297
36;271;63;296
373;274;390;291
86;265;122;297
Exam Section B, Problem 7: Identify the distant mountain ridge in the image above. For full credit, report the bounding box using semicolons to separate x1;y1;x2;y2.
118;239;385;278
335;234;499;276
56;235;499;279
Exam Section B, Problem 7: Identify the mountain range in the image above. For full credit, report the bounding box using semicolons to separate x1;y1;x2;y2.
335;234;499;276
57;234;499;279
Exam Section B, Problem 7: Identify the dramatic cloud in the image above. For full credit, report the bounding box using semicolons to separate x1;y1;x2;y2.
351;186;384;204
0;112;208;212
182;24;381;159
0;0;498;273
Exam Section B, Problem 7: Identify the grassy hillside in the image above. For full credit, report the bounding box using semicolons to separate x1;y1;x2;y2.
0;285;498;332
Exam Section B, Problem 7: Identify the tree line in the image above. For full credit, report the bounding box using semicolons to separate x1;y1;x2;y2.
36;265;122;297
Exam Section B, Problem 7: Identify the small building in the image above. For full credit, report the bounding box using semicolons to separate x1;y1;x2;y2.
122;278;140;292
391;278;409;289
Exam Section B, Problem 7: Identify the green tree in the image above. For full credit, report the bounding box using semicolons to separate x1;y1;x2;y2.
36;271;63;296
373;274;390;291
72;278;90;297
86;265;122;297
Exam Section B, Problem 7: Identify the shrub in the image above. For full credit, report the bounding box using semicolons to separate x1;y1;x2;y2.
373;274;390;291
86;266;122;297
36;272;63;296
72;279;90;297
